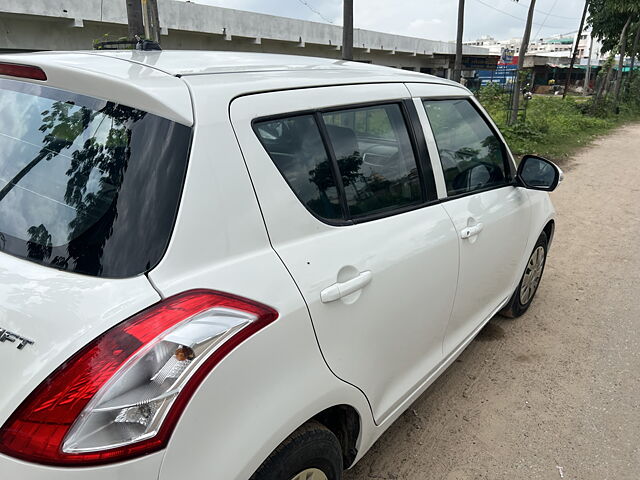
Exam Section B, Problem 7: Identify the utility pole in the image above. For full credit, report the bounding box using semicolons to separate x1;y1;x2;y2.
453;0;465;83
509;0;536;125
584;33;594;94
126;0;144;39
141;0;161;43
563;0;589;99
342;0;353;61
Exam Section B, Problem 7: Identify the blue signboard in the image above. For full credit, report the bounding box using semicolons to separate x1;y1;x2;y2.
476;48;518;86
476;64;517;86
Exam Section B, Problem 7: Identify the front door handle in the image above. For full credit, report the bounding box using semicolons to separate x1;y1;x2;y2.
460;222;484;239
321;271;372;303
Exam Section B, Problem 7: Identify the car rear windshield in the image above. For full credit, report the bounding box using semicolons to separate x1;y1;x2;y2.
0;78;191;278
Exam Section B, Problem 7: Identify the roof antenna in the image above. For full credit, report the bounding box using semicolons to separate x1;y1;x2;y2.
135;35;162;51
93;36;162;51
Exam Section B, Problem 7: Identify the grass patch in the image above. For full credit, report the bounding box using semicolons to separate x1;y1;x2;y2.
477;84;640;162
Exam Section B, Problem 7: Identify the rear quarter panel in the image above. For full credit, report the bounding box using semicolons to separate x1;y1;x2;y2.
0;254;163;479
0;252;161;426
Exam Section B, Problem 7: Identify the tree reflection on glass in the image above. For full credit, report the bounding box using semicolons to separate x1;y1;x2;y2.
26;224;52;261
308;152;366;216
481;134;502;158
0;103;96;203
63;105;144;274
309;154;364;196
336;153;365;197
0;99;144;274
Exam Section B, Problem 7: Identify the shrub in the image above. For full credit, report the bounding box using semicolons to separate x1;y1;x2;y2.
476;84;637;160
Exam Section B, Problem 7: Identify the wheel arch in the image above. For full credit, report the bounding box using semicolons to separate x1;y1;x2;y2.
156;286;375;480
543;219;555;247
312;404;361;468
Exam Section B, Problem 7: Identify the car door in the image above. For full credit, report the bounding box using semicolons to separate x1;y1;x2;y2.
410;87;532;354
230;84;459;423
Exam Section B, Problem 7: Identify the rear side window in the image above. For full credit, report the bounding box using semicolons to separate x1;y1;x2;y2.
254;115;343;220
255;103;427;223
423;99;509;196
322;104;422;217
0;79;191;278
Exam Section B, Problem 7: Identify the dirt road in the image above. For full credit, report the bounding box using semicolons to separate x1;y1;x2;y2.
345;124;640;480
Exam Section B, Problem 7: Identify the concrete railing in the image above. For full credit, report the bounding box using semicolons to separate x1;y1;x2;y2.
0;0;488;56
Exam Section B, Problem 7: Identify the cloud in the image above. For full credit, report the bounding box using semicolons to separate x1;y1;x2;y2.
407;18;444;37
173;0;586;42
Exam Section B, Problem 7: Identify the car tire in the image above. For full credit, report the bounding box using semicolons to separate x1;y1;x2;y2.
500;231;548;319
250;420;343;480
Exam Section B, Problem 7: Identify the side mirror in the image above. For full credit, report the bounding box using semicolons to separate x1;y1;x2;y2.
517;155;563;192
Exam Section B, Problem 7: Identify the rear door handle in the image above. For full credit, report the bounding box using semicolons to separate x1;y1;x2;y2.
320;271;372;303
459;223;484;239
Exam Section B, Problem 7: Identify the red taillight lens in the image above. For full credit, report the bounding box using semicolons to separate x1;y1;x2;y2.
0;290;277;466
0;63;47;81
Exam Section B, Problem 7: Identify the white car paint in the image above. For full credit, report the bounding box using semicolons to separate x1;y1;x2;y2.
230;85;460;423
0;51;556;480
7;51;194;125
439;187;532;353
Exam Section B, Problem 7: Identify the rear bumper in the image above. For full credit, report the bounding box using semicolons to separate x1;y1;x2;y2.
0;451;163;479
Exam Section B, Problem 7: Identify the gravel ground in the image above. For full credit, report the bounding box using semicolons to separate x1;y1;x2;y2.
344;124;640;480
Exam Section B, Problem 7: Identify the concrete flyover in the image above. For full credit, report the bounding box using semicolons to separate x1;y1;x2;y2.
0;0;496;77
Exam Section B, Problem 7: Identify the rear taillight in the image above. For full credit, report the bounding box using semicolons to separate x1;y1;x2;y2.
0;290;277;466
0;63;47;81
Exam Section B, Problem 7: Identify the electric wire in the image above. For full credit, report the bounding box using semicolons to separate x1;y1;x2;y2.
472;0;567;29
294;0;335;24
533;0;561;40
513;0;578;20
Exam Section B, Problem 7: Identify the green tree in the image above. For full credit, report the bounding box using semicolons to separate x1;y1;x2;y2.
588;0;640;102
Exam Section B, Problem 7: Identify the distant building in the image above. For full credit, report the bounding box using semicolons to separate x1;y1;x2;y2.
464;36;521;56
529;33;574;55
467;30;604;66
576;30;604;66
467;30;609;91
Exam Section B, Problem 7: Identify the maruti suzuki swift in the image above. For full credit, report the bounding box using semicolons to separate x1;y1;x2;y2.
0;51;561;480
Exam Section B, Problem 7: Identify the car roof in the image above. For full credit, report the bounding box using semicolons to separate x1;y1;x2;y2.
11;50;462;86
0;50;468;124
90;50;455;82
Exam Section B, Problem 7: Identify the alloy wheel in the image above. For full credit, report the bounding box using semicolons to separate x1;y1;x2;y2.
519;245;545;305
290;468;329;480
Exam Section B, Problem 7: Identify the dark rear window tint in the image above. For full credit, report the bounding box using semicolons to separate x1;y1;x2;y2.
0;79;191;278
322;104;422;217
254;115;343;220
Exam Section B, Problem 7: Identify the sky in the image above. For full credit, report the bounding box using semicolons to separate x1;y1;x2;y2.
175;0;588;42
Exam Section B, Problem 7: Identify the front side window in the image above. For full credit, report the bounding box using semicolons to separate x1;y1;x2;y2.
423;99;509;196
322;104;422;217
0;79;191;278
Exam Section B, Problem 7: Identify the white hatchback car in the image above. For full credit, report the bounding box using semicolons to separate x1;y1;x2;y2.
0;51;560;480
